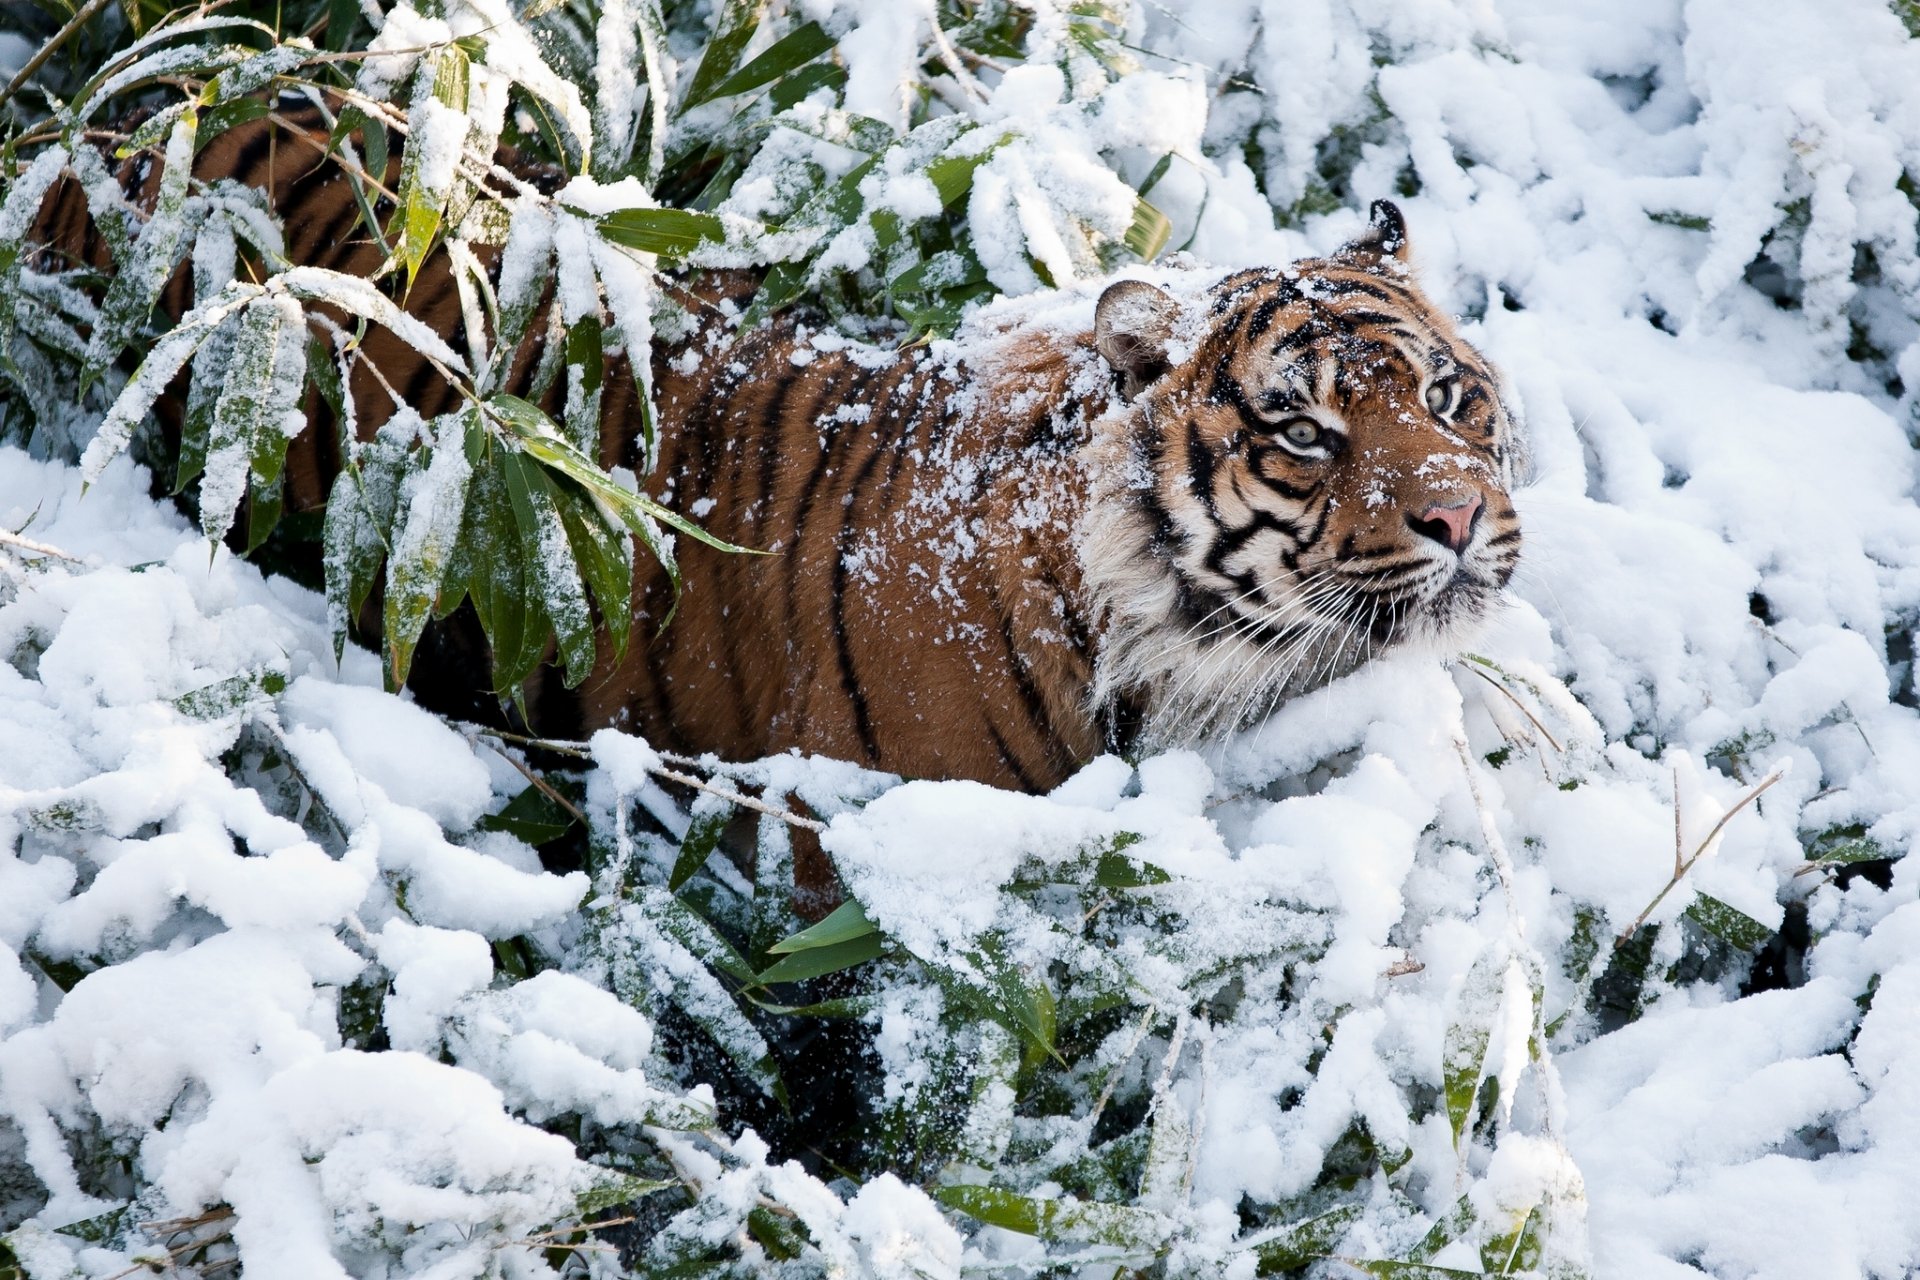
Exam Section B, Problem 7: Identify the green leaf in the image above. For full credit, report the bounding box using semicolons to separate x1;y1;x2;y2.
756;932;884;984
669;801;733;891
81;109;198;394
1124;196;1172;261
1409;1196;1477;1264
480;784;576;845
925;141;999;207
591;207;726;258
490;394;756;556
508;451;597;687
383;412;474;689
961;934;1060;1063
1249;1204;1362;1274
1338;1263;1489;1279
550;477;634;663
395;46;470;288
1684;894;1774;952
680;0;765;109
1443;944;1506;1150
697;20;835;105
766;899;876;954
576;1172;676;1218
934;1185;1170;1251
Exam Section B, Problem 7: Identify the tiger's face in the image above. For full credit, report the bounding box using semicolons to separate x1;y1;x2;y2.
1083;201;1523;740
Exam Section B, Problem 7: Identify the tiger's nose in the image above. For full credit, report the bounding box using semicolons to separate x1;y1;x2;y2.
1406;495;1483;554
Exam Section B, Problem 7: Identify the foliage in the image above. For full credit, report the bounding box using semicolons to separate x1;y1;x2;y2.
0;0;1169;698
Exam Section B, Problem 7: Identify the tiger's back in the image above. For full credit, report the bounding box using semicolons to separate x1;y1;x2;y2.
576;280;1114;790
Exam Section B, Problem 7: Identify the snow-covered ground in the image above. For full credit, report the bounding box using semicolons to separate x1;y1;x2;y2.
7;0;1920;1276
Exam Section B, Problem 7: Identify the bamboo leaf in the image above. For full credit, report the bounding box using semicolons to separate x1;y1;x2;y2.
1443;944;1507;1150
935;1185;1171;1250
767;900;876;954
756;933;884;984
590;207;725;257
698;20;834;105
680;0;764;108
1124;196;1172;261
1248;1204;1362;1273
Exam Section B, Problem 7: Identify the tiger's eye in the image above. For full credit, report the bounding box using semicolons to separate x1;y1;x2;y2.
1282;419;1321;448
1425;379;1456;415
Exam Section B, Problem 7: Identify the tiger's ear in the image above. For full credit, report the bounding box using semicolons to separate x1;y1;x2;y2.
1339;199;1412;265
1095;280;1179;401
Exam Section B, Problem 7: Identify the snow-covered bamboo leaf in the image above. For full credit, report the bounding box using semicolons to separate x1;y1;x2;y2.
200;293;304;543
79;284;256;484
394;46;470;288
935;1185;1171;1250
1246;1205;1363;1273
1443;944;1508;1150
607;890;782;1099
276;266;467;374
504;448;596;687
489;393;754;555
383;411;474;688
1683;893;1773;951
0;148;73;362
668;798;733;891
679;0;763;109
766;900;876;955
81;109;198;394
1410;1196;1479;1264
549;475;633;662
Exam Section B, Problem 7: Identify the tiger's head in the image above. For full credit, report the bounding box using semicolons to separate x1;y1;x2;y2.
1080;201;1523;742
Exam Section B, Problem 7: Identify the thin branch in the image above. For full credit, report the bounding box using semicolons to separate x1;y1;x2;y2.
1461;660;1563;753
0;0;117;116
0;527;79;561
1615;764;1787;948
479;737;589;826
649;765;826;833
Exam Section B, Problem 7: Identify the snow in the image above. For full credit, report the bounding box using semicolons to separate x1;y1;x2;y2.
10;0;1920;1275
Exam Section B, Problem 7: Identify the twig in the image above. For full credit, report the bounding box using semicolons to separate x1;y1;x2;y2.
1615;764;1788;948
0;0;116;116
1461;660;1563;754
468;726;826;833
479;737;589;826
0;527;79;561
650;764;826;833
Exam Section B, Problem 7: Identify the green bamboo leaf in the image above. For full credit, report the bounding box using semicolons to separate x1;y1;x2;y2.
1443;944;1507;1150
510;451;597;687
202;294;297;544
934;1186;1171;1250
549;477;634;663
492;447;561;690
698;20;834;105
1409;1196;1477;1264
680;0;765;109
669;800;734;891
383;412;474;689
1248;1204;1362;1274
962;935;1060;1063
756;933;884;984
1124;196;1172;261
395;46;470;288
489;394;758;555
766;899;876;954
1337;1262;1489;1279
81;109;198;393
479;784;576;846
1683;894;1773;952
590;207;725;257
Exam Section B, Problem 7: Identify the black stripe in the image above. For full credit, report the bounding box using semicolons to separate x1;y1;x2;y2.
829;407;895;765
227;126;279;189
986;721;1043;792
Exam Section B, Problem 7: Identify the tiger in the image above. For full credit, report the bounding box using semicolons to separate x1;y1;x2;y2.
23;108;1524;793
